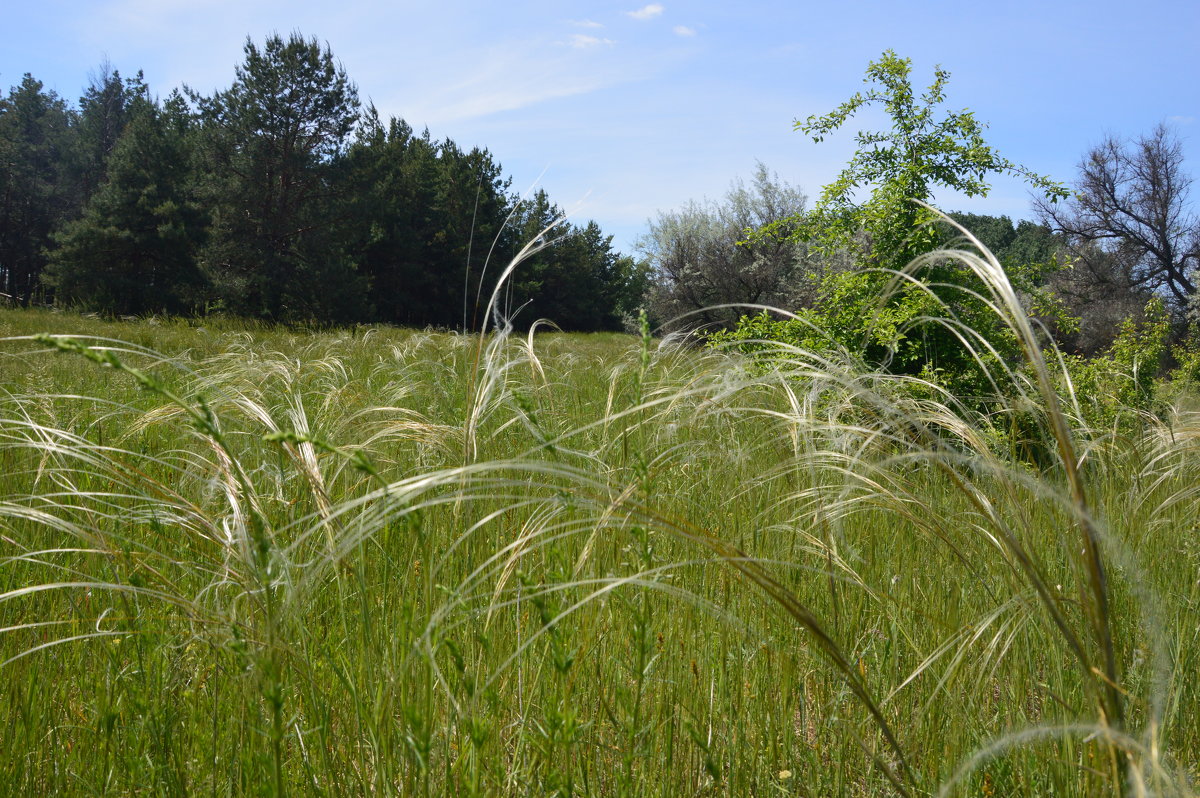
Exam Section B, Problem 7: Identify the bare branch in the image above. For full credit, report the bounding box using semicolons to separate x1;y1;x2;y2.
1037;124;1199;312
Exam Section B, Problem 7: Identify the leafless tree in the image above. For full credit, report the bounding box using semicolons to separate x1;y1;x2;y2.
1037;124;1199;317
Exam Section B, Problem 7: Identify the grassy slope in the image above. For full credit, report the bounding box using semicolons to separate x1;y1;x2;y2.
0;307;1197;796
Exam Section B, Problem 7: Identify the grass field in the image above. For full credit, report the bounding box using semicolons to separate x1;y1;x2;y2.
0;295;1198;795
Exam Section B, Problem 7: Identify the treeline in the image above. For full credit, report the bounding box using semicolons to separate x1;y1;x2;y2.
643;123;1198;364
0;33;646;330
673;51;1200;424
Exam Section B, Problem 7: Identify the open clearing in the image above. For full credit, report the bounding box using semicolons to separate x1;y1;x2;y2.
1;309;1197;796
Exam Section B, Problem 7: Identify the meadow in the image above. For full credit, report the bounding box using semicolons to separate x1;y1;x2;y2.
1;255;1198;795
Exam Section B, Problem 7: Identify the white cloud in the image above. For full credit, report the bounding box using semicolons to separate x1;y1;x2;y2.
412;82;600;123
673;25;696;37
88;0;250;38
570;19;604;28
569;34;615;49
1168;115;1194;125
627;4;664;20
391;43;640;125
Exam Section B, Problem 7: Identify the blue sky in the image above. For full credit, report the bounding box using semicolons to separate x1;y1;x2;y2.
5;0;1198;256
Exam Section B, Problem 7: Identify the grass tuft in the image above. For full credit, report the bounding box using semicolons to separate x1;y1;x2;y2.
0;237;1197;795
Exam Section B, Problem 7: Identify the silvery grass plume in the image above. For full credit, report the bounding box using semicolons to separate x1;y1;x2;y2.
0;215;1194;795
688;214;1186;795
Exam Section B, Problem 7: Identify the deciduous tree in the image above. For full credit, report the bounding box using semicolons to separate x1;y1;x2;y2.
724;52;1070;402
640;162;815;330
766;49;1067;271
1036;124;1199;314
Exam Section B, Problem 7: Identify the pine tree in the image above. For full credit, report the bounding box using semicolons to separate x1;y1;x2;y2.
505;200;645;332
345;115;512;329
195;33;366;322
0;74;76;304
47;96;206;315
74;66;149;200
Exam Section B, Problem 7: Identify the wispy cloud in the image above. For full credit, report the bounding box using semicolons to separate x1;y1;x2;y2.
673;25;696;37
1168;115;1194;125
627;4;664;20
570;19;604;28
89;0;251;37
569;34;615;49
417;84;597;123
391;41;646;125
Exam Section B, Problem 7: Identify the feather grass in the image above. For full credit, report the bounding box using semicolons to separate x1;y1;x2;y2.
0;230;1195;794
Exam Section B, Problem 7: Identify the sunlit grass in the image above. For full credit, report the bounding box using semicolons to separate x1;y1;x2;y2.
0;245;1197;795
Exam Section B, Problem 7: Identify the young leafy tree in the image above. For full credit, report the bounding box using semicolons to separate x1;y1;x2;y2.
770;50;1068;271
195;32;366;322
728;51;1069;402
47;95;206;315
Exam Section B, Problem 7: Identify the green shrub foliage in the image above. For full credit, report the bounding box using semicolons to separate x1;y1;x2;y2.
722;51;1072;404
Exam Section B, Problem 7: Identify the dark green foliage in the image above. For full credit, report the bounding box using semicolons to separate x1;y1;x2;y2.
0;38;689;332
502;191;648;331
942;213;1062;272
47;96;207;315
194;33;367;323
550;222;648;331
0;75;77;304
73;66;149;200
344;113;646;332
942;213;1077;341
344;115;512;329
